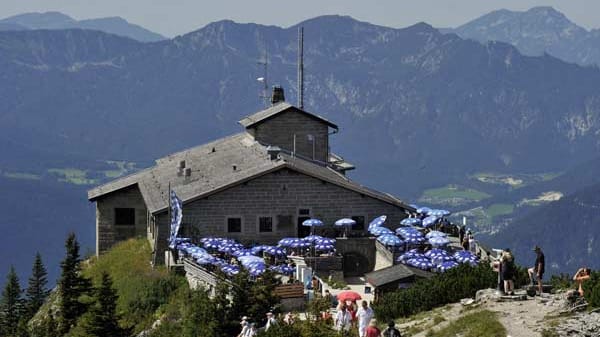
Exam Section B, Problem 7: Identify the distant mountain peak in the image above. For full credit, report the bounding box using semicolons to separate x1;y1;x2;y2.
0;11;165;42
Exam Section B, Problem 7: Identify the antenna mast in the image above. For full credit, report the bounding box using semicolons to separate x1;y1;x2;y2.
297;26;304;109
257;47;269;107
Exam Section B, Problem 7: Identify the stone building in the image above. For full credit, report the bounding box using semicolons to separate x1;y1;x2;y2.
88;91;413;268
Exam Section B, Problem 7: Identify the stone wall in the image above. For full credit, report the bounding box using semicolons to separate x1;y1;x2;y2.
251;109;329;162
152;169;408;265
95;184;147;254
336;237;377;275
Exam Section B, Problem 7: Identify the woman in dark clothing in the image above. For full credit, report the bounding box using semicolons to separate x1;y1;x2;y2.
501;249;515;295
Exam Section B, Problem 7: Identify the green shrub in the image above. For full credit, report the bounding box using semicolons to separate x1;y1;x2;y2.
373;263;496;321
583;271;600;308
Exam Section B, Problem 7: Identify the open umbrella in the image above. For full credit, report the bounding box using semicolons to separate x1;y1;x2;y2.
424;248;449;258
335;218;356;227
407;258;434;269
335;218;356;237
316;238;336;245
429;209;451;217
303;235;323;242
232;249;255;257
422;216;439;227
403;236;425;244
315;243;335;252
397;249;424;262
368;215;387;230
425;231;447;239
396;227;421;236
416;207;432;214
278;238;298;247
400;218;422;226
369;226;393;236
438;261;459;272
337;290;362;302
377;234;404;246
265;246;287;257
428;236;450;246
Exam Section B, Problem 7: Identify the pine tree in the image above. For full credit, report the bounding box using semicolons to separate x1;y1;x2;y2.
83;272;127;337
182;289;218;337
57;233;91;335
25;253;50;320
0;266;24;336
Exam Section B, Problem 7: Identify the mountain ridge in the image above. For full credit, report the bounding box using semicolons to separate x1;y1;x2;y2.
0;11;165;42
448;6;600;67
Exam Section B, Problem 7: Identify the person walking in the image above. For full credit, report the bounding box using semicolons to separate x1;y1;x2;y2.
334;303;352;333
356;300;374;337
365;319;381;337
264;312;277;331
501;248;515;295
527;246;545;295
382;320;402;337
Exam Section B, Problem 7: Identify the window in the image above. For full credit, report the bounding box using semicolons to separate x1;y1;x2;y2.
299;209;310;216
259;217;273;232
352;216;365;230
227;217;242;233
114;208;135;225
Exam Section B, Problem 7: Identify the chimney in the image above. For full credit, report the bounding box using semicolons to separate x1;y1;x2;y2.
271;86;285;105
267;146;281;160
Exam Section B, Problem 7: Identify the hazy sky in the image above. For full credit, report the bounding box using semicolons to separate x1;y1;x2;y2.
1;0;599;37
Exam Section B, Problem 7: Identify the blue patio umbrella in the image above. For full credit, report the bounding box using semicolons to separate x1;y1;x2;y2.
232;249;255;257
335;218;356;226
396;227;421;236
278;237;298;247
400;218;422;226
430;209;451;217
422;216;439;227
368;215;387;229
220;264;240;276
369;226;394;236
238;255;264;265
377;234;404;246
403;236;425;244
303;235;324;242
314;243;335;252
453;251;478;264
195;255;216;265
218;244;241;254
316;238;336;245
425;231;447;239
424;248;449;258
438;261;459;272
265;246;287;257
397;249;425;262
289;240;311;248
407;258;434;269
428;236;450;246
416;207;432;214
277;265;295;275
431;255;455;264
203;241;221;249
303;218;324;235
251;245;269;254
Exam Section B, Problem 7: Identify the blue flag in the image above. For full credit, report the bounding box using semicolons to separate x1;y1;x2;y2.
169;190;183;248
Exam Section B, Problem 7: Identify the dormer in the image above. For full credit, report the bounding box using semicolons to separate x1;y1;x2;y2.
239;87;338;163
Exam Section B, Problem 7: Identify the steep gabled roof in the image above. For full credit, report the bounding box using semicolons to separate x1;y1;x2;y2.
88;133;412;214
365;264;434;287
238;102;338;129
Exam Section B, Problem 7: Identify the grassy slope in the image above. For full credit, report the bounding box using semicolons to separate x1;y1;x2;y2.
426;310;506;337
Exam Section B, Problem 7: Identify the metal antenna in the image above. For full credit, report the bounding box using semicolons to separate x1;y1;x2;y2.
297;26;304;109
257;47;269;107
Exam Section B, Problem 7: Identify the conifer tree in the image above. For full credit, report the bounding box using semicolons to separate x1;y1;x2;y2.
0;266;24;336
182;289;218;337
25;253;50;320
57;233;91;335
83;272;127;337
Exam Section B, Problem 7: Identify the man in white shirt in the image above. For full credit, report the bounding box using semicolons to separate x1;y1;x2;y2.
356;300;374;337
265;312;277;331
334;304;352;332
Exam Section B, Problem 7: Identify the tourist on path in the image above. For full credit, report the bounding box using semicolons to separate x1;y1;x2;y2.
334;303;352;333
365;319;381;337
501;248;515;295
237;316;249;337
381;320;402;337
264;312;277;331
528;246;545;295
356;300;374;337
244;323;257;337
573;267;591;297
